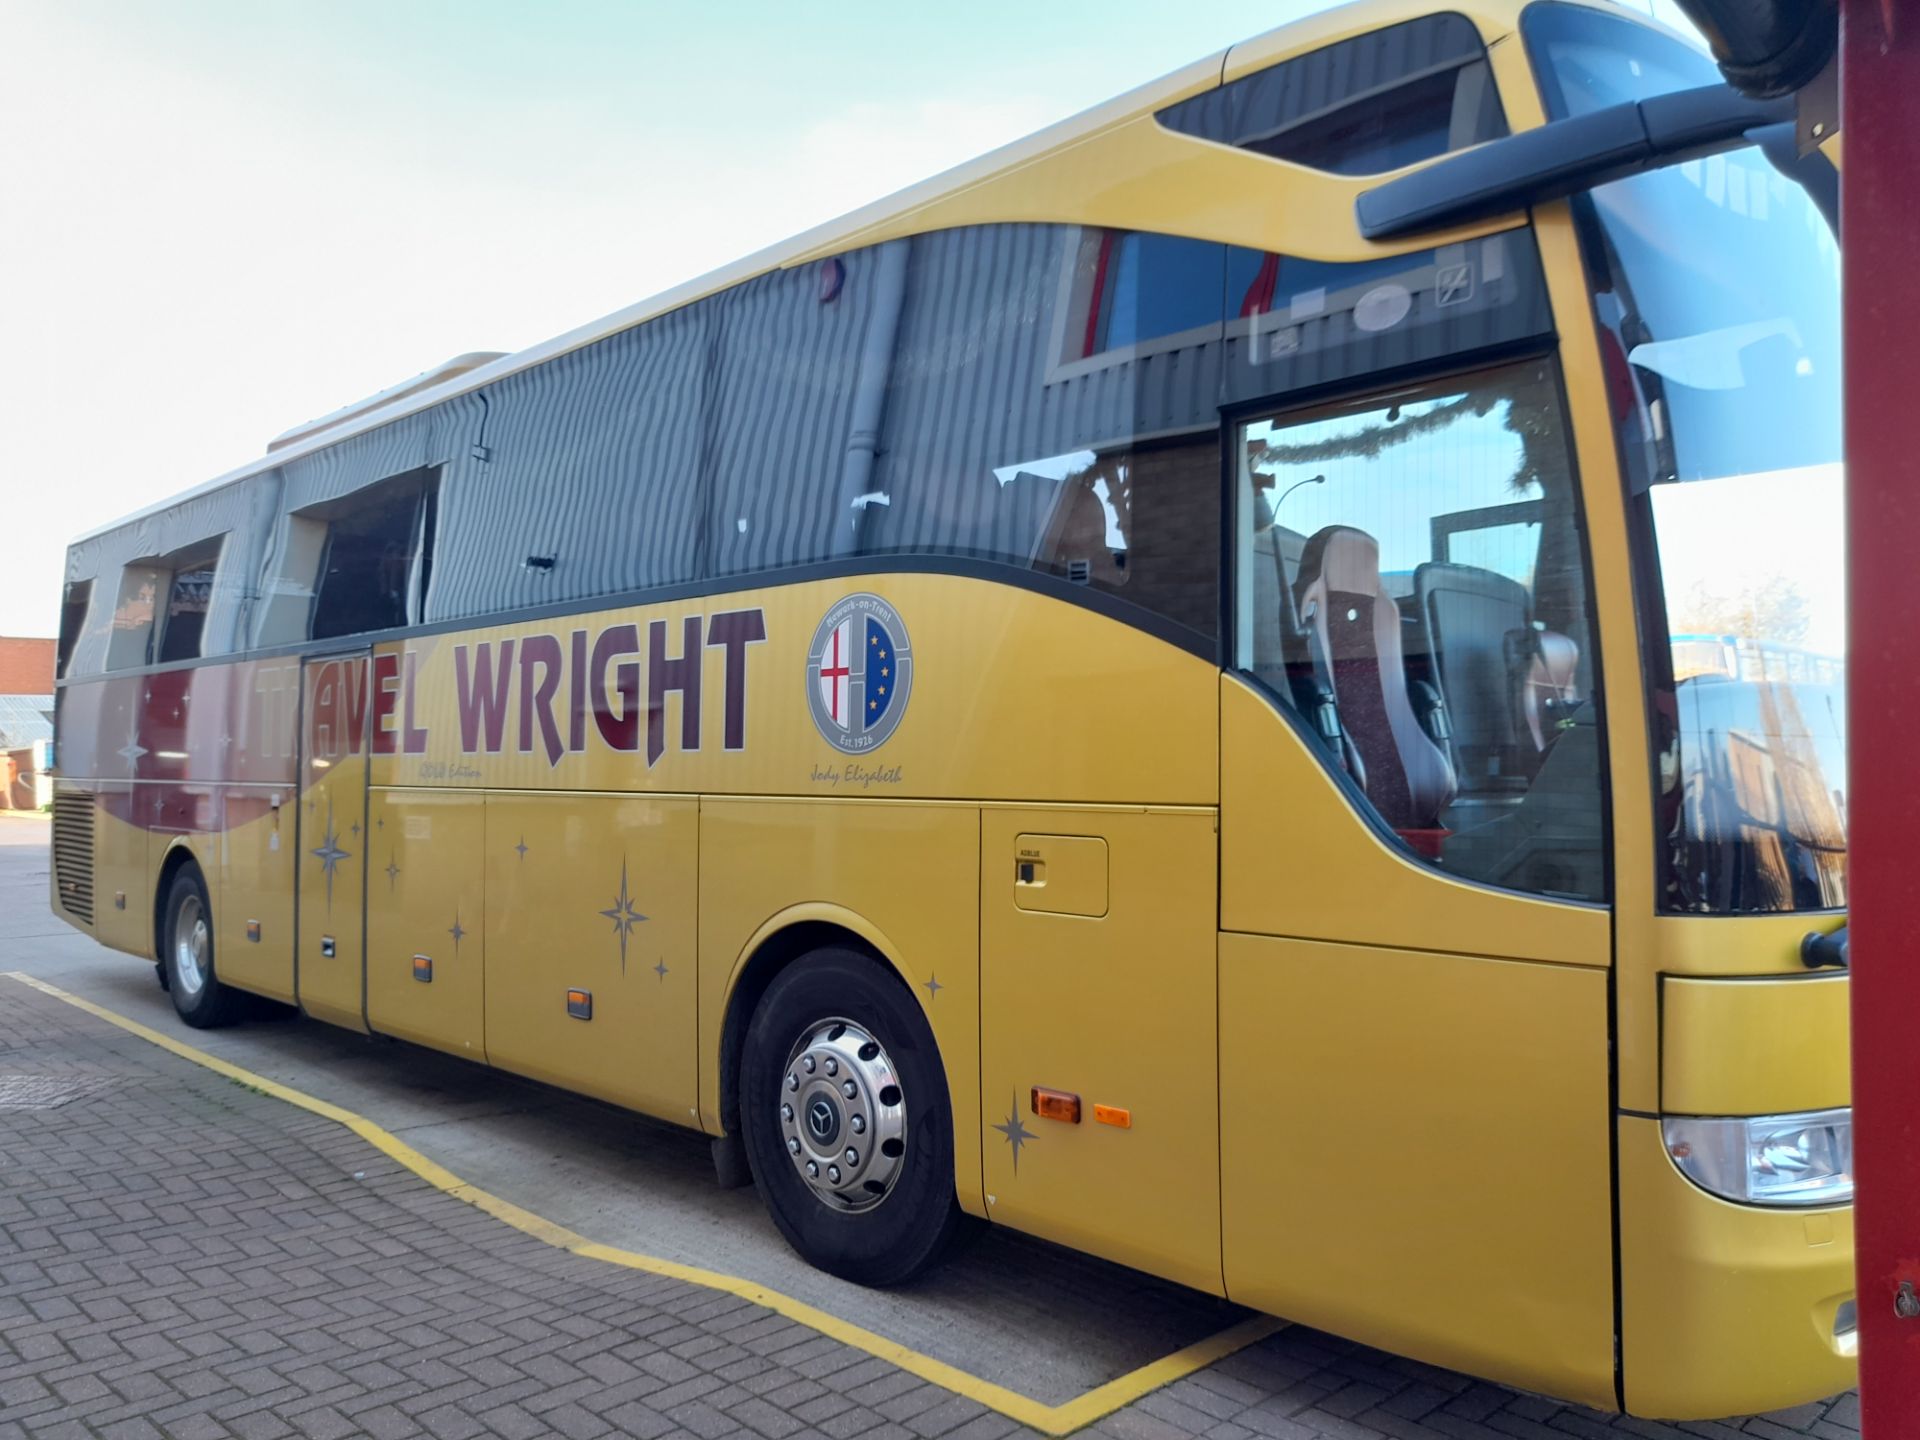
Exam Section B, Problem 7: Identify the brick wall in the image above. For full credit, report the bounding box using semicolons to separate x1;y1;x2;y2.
0;637;55;694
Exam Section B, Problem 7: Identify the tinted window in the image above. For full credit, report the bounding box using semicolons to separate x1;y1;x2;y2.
429;303;708;622
155;538;223;663
106;565;162;670
1234;358;1606;901
1076;232;1224;356
855;225;1223;638
308;468;438;640
57;582;90;680
1158;13;1507;176
1224;230;1554;406
700;224;1225;640
221;221;1541;655
708;254;875;577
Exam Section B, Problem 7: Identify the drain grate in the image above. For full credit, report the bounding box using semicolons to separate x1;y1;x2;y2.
0;1074;121;1110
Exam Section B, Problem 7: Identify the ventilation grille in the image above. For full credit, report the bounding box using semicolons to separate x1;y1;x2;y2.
52;793;94;926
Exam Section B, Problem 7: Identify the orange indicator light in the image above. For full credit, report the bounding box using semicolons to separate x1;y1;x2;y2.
412;954;433;983
1031;1087;1081;1124
566;989;593;1020
1093;1104;1132;1130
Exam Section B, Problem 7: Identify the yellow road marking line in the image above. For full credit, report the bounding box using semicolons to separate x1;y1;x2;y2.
4;972;1282;1435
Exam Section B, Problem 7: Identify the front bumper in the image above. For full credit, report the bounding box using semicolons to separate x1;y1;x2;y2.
1619;1114;1856;1419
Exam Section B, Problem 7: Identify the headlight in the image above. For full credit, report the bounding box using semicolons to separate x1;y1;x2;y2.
1663;1108;1852;1207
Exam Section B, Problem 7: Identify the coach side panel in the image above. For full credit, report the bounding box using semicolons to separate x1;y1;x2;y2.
52;659;300;1004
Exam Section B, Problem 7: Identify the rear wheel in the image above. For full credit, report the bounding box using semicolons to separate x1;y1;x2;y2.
741;947;965;1286
162;864;246;1029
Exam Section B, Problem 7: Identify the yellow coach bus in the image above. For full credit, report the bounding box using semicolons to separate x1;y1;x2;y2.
46;0;1851;1419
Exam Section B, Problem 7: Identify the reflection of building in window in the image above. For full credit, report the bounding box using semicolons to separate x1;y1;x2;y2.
1155;12;1507;177
1710;692;1847;912
1673;673;1847;912
299;468;439;642
155;537;224;664
1059;231;1224;364
1670;634;1844;686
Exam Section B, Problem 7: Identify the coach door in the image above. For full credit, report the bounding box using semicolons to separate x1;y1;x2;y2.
296;650;372;1032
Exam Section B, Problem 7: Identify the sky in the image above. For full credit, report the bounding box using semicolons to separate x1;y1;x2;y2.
0;0;1693;640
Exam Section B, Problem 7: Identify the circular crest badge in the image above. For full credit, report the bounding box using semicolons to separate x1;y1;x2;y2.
806;593;912;754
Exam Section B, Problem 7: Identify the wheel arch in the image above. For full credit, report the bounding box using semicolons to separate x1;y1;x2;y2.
715;904;918;1139
151;838;209;962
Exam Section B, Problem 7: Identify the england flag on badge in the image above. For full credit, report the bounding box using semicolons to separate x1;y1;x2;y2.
816;617;857;730
807;594;912;753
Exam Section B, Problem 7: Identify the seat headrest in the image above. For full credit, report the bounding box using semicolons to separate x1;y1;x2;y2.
1414;560;1530;616
1297;525;1382;605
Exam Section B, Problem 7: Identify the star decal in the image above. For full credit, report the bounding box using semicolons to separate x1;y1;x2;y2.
653;957;669;982
310;804;351;911
923;974;943;1000
117;738;148;769
515;836;529;860
598;858;648;973
385;856;400;889
448;913;466;952
349;820;360;838
993;1094;1035;1174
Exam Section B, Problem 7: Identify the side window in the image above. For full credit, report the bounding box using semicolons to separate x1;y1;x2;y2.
56;581;91;680
428;305;708;622
1056;231;1225;364
689;223;1222;639
106;564;163;670
154;537;224;663
1157;12;1507;176
1234;358;1605;901
304;467;439;641
1223;232;1554;407
708;255;875;576
859;224;1223;639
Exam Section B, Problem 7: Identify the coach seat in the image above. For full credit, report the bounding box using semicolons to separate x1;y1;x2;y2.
1295;526;1456;830
1413;561;1583;790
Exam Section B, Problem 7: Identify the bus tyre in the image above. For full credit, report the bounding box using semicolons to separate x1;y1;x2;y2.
162;865;246;1029
742;948;965;1286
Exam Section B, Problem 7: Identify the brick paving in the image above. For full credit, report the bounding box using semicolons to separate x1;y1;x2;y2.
0;983;1859;1440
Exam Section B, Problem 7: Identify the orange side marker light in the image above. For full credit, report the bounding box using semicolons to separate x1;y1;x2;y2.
412;954;432;983
566;989;593;1020
1093;1104;1132;1130
1031;1087;1080;1124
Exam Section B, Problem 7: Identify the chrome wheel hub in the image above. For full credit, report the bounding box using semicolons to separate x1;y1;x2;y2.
174;894;209;998
779;1018;906;1212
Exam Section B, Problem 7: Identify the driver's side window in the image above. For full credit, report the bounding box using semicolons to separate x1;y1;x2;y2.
1234;358;1606;902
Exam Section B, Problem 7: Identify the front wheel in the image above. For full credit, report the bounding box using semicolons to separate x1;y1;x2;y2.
162;864;247;1029
740;948;965;1286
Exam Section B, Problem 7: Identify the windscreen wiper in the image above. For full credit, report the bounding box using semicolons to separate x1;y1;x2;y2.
1356;83;1793;241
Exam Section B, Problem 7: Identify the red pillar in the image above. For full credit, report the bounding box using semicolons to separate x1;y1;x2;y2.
1844;0;1920;1430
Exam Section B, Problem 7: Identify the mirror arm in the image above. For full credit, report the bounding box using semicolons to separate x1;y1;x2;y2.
1356;84;1793;241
